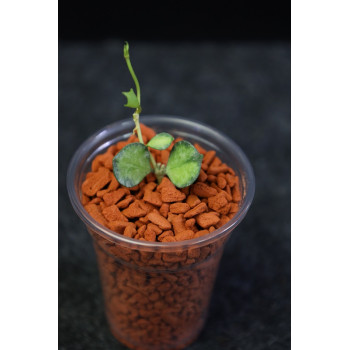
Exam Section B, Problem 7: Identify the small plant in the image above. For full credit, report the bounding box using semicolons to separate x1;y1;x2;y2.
113;42;203;188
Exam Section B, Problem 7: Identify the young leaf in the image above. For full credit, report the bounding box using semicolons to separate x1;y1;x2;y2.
122;88;140;108
147;132;174;150
112;143;152;187
165;141;203;188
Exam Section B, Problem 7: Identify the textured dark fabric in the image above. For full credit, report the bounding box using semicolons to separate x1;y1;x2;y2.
59;41;291;350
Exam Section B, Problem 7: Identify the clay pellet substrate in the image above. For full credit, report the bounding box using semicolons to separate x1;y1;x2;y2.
92;234;227;350
81;124;242;349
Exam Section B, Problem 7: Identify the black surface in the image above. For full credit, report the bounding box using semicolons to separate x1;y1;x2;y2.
59;41;291;349
59;1;291;42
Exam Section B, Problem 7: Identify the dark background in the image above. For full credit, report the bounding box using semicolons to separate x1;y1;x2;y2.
59;1;290;42
59;1;290;349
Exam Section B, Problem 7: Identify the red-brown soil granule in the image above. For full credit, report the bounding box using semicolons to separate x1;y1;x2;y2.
81;124;242;242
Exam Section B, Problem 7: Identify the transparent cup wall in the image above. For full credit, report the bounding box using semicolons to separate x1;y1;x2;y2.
67;116;255;350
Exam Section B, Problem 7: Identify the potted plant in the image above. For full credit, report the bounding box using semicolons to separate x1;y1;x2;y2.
67;42;255;350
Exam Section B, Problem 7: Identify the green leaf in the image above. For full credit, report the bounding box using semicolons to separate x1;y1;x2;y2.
165;141;203;188
147;132;174;150
122;88;140;108
112;143;152;187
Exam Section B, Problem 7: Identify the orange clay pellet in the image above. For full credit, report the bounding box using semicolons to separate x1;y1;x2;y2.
137;201;156;215
216;215;231;228
225;185;232;197
201;162;208;171
158;230;174;241
147;210;172;230
194;229;210;238
102;205;128;222
202;150;216;165
160;149;170;164
138;216;149;224
161;236;176;242
217;203;231;215
232;180;242;202
145;172;157;183
186;194;201;208
144;226;157;242
180;186;190;196
184;202;208;218
172;214;187;235
208;192;228;211
217;176;227;189
122;201;147;219
147;223;162;235
159;203;170;218
108;220;135;234
158;177;186;202
81;194;90;205
84;203;108;226
96;189;108;198
197;169;208;182
124;225;137;238
82;167;111;196
192;182;218;198
185;218;196;230
137;225;147;235
175;230;195;241
196;212;220;229
169;203;190;214
103;188;129;206
160;186;186;203
207;175;216;183
194;143;207;155
143;190;163;207
207;164;230;175
89;197;102;204
116;195;135;209
210;157;222;167
225;173;235;187
230;202;239;213
157;177;172;190
91;152;113;172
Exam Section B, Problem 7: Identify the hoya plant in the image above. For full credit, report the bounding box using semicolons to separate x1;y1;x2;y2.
113;42;203;188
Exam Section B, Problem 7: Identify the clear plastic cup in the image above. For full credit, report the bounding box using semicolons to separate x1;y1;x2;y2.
67;116;255;350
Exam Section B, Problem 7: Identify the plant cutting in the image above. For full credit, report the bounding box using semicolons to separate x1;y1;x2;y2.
114;42;203;188
67;42;255;350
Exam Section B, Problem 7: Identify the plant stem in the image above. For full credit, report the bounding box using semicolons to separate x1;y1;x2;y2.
133;111;158;171
124;42;141;106
132;111;144;143
125;42;163;183
150;154;158;171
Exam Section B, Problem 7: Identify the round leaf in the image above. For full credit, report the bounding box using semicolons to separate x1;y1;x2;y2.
165;141;203;188
112;143;152;187
147;132;174;150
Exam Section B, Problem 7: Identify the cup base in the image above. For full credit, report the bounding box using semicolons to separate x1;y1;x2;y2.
108;315;206;350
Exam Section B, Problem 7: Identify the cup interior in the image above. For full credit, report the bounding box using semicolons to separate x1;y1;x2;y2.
67;115;255;251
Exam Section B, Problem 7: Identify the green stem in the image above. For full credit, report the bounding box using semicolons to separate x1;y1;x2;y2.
133;111;158;171
124;42;141;106
132;111;144;143
154;163;166;184
124;42;162;182
150;154;158;171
